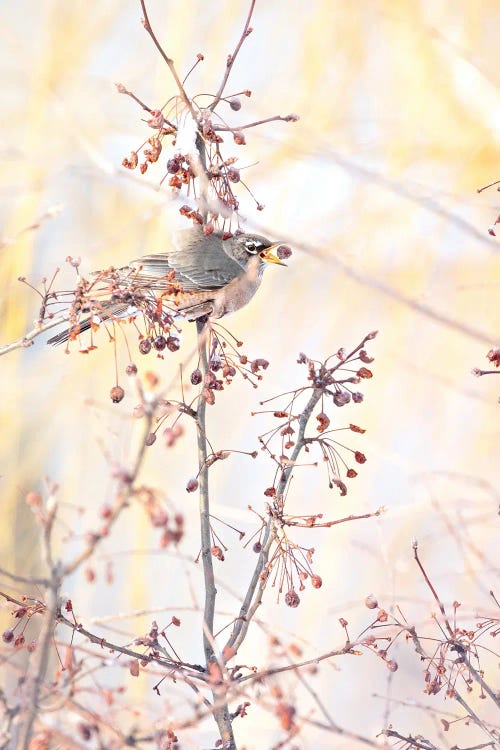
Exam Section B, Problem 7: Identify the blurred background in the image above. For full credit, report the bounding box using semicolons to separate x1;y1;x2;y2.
1;0;499;747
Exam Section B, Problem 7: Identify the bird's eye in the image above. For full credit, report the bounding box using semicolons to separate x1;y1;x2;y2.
244;240;258;254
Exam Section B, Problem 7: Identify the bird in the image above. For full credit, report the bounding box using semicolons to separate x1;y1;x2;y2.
47;229;288;345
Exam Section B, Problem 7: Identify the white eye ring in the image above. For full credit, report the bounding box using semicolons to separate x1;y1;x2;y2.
245;241;258;254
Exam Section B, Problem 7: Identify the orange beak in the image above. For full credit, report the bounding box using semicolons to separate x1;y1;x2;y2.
259;243;288;267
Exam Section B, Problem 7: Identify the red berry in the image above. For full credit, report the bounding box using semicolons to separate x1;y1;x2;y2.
110;386;125;403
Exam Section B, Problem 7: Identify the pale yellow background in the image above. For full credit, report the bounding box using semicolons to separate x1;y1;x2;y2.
0;1;499;747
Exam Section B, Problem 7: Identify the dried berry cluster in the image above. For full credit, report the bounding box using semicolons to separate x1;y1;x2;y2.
191;323;270;406
117;41;298;234
256;331;377;500
119;93;297;231
1;597;41;652
243;333;379;606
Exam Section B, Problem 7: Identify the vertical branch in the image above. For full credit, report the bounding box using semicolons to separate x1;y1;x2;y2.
196;320;216;661
16;492;61;750
196;319;236;750
17;581;60;750
139;0;197;120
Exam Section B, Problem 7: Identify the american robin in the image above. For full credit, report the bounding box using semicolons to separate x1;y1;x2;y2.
47;229;288;345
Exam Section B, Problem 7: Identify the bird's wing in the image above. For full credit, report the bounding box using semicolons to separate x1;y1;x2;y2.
129;229;243;291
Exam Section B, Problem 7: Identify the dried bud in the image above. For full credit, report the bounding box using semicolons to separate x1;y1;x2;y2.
285;589;300;608
311;575;322;589
77;723;92;741
377;609;388;622
100;504;112;519
354;451;367;464
229;97;242;111
125;362;138;376
211;545;225;561
122;151;139;170
233;131;246;146
2;628;14;644
129;659;140;677
251;358;269;373
190;368;202;385
487;347;500;367
204;222;214;235
145;433;157;446
364;594;378;609
357;367;373;379
349;424;366;434
203;387;215;405
167;158;181;174
147;109;165;129
167;336;181;352
14;635;25;648
352;391;364;403
386;660;398;672
359;349;374;364
139;338;152;355
153;335;167;351
331;478;347;496
186;478;199;493
110;386;125;403
316;412;330;432
227;168;240;183
333;390;351;407
84;567;96;583
253;542;262;553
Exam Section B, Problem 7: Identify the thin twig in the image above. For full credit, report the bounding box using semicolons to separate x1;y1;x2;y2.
139;0;197;121
62;413;153;576
209;0;256;112
0;316;69;357
214;114;298;131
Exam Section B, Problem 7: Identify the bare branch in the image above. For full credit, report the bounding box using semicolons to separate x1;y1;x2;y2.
0;316;69;357
210;0;256;112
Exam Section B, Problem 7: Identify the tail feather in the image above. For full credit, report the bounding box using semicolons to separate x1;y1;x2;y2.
47;301;132;346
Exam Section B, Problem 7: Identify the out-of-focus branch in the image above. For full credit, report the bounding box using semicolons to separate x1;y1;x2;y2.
0;316;69;357
16;488;60;750
62;412;153;576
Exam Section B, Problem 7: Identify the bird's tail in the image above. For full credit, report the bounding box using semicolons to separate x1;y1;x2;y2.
47;300;135;346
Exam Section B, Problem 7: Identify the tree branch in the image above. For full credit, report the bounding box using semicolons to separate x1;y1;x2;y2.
224;387;323;657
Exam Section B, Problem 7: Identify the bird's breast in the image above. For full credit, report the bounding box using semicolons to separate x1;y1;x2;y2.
212;267;262;318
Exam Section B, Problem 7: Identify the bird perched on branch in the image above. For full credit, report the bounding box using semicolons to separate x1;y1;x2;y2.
47;229;289;346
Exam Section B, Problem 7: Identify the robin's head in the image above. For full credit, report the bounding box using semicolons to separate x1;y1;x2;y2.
223;232;288;273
